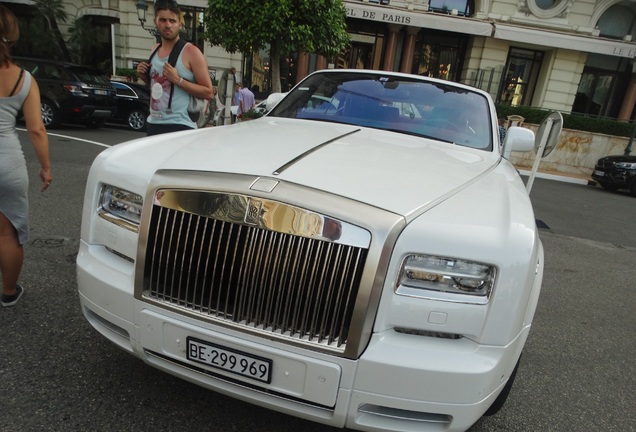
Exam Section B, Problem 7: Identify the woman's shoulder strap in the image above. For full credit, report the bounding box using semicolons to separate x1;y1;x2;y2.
8;68;24;97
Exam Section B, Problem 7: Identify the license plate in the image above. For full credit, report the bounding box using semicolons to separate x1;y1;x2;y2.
186;337;272;383
94;89;109;95
593;170;605;177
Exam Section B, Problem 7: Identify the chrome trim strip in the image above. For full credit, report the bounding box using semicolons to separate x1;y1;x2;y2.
98;210;139;233
272;129;361;175
152;189;371;248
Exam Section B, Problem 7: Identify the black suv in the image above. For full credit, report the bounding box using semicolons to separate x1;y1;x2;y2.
109;80;150;131
592;155;636;196
13;57;116;129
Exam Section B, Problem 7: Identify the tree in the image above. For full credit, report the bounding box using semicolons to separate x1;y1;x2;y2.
32;0;71;61
12;0;69;60
204;0;350;93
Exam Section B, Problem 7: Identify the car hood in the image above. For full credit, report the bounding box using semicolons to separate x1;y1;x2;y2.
111;118;501;217
599;155;636;163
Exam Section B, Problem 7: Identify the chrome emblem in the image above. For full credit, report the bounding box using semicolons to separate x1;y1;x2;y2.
244;198;262;226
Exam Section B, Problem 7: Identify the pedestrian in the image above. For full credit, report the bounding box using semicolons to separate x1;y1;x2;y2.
498;116;507;143
135;0;213;136
0;5;53;307
236;80;255;120
216;67;237;124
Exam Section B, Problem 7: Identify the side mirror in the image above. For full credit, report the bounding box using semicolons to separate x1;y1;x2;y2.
266;93;286;112
502;126;535;158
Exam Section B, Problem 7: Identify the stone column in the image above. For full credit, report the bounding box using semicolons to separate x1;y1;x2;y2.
316;55;327;70
400;27;419;73
382;24;403;71
296;52;310;83
618;75;636;121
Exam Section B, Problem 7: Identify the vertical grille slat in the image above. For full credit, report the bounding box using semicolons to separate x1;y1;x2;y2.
144;198;369;351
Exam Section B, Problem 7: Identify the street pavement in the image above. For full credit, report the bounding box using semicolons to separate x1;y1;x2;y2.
0;128;634;432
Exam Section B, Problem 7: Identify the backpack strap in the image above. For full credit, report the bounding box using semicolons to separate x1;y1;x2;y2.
166;39;188;111
9;68;24;97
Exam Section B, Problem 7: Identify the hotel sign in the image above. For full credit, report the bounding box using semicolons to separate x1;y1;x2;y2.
346;6;412;24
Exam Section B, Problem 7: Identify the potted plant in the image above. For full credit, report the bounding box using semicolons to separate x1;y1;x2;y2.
240;107;265;120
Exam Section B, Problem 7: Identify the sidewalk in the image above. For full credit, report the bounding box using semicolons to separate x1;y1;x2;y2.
516;168;595;186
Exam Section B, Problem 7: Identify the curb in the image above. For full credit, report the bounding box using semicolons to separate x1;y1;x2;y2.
517;169;595;186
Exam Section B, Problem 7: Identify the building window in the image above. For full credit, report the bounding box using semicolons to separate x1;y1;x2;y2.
412;31;467;82
572;54;631;118
524;0;572;19
428;0;474;16
597;4;636;40
497;48;543;106
180;7;205;51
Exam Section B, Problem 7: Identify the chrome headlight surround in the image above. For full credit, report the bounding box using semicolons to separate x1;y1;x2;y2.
396;254;496;305
615;162;636;169
98;184;143;232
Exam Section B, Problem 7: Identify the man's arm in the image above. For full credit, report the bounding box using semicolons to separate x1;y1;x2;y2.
179;43;213;100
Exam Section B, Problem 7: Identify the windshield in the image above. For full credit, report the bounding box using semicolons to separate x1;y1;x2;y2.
269;71;493;150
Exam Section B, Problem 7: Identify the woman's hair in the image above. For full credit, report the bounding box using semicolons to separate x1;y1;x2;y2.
0;5;19;67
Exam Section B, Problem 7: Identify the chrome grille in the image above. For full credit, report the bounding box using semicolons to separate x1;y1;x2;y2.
143;203;368;350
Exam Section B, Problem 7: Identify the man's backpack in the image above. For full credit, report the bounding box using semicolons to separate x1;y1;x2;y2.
148;38;205;122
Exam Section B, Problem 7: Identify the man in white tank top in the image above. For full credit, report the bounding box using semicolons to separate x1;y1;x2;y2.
136;0;213;135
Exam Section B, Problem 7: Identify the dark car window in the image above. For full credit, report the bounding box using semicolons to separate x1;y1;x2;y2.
43;64;71;80
112;82;137;98
69;66;110;85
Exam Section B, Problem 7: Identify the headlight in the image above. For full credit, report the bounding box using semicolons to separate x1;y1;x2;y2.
396;254;496;304
615;162;636;169
98;184;143;232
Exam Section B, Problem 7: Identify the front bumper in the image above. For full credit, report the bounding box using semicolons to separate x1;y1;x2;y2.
78;240;526;432
592;167;635;188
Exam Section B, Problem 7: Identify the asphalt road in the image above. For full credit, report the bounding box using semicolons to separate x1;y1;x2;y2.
1;125;634;432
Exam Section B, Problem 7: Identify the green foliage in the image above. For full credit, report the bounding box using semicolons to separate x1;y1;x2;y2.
496;104;635;138
204;0;350;91
67;17;102;65
205;0;349;55
241;108;265;119
116;68;138;80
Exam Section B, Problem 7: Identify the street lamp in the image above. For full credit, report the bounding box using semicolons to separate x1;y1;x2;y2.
135;0;159;37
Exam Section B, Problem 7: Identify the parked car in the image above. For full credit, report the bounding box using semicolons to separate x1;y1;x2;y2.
13;57;116;129
592;154;636;196
77;69;543;432
109;80;150;131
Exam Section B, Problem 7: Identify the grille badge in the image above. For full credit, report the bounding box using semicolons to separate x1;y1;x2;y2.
244;198;262;226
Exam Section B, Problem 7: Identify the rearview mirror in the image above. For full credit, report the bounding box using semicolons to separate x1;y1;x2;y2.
503;126;535;158
266;93;286;112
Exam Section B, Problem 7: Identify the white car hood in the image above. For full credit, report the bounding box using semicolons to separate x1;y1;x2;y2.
122;118;500;217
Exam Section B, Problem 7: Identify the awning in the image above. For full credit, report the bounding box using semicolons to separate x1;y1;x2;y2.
494;24;636;59
345;2;636;58
345;2;493;37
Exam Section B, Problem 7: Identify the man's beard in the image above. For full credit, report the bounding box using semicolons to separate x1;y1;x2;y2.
162;30;179;41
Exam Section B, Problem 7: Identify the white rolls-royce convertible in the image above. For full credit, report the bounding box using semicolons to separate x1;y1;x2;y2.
77;69;542;432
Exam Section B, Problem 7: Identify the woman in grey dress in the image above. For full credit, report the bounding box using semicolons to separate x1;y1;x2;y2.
0;5;53;307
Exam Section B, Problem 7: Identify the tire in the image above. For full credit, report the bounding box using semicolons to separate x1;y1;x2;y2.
40;99;60;128
127;109;147;131
630;180;636;197
86;119;106;129
599;182;619;191
483;356;521;416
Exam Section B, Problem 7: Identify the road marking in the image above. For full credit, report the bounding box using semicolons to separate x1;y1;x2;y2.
18;128;112;148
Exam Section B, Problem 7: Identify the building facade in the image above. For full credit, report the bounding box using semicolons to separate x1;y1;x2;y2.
302;0;636;121
3;0;636;120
